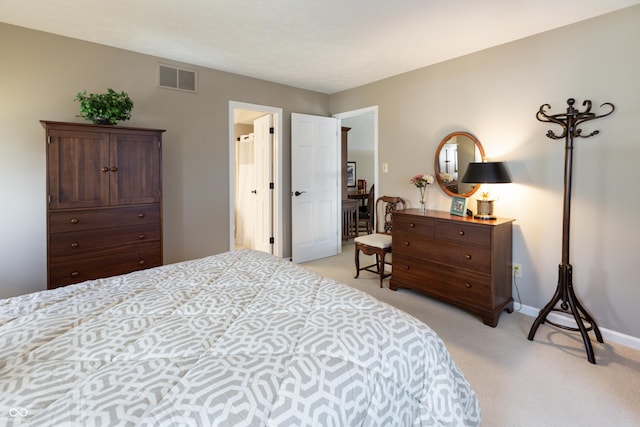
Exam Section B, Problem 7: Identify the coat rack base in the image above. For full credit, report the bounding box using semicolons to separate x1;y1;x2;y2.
528;263;603;364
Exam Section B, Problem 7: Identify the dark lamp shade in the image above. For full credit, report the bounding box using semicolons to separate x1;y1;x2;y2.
461;162;512;184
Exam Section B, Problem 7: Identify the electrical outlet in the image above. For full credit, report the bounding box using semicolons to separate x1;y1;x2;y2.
382;163;389;173
512;263;522;278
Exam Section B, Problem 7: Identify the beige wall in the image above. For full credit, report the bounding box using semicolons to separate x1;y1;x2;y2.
0;23;329;298
330;6;640;338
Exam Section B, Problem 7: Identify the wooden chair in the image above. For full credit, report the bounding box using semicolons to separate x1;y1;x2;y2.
354;196;405;287
357;184;375;235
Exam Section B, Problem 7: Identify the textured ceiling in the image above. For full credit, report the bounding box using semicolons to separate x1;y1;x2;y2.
1;0;639;94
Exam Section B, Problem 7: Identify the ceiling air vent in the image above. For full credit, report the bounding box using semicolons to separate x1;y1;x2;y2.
158;64;197;93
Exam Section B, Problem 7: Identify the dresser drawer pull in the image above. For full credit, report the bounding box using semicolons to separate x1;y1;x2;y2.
70;271;79;278
101;166;109;172
458;230;465;236
138;234;146;240
465;254;472;260
404;265;410;270
138;213;145;219
70;242;79;249
70;218;79;224
110;166;118;172
409;223;416;228
138;260;146;266
465;282;472;288
403;241;410;246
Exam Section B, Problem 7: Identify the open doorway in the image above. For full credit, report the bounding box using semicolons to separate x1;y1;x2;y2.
333;106;378;247
229;101;283;258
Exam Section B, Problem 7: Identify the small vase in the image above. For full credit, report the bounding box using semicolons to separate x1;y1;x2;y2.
419;200;426;212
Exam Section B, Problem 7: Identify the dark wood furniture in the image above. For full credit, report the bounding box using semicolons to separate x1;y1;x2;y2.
43;120;164;289
355;185;375;235
340;126;351;200
354;196;404;288
340;126;358;240
528;99;613;364
390;209;514;327
347;192;368;205
342;199;359;240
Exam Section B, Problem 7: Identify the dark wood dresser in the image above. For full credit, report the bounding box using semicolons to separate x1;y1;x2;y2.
43;121;164;289
390;209;514;326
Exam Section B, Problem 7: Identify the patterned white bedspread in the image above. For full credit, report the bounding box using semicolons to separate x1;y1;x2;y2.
0;250;480;426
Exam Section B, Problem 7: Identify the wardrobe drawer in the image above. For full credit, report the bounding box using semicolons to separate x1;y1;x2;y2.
434;220;491;247
393;213;435;237
48;242;162;288
49;205;160;233
393;231;492;274
392;254;493;309
49;223;161;262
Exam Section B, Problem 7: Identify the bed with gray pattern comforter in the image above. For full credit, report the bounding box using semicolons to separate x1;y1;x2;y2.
1;249;480;426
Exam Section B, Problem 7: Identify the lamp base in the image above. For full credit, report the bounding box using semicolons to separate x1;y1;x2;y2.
475;199;496;220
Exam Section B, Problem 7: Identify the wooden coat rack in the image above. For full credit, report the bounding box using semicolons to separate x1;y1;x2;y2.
527;98;614;364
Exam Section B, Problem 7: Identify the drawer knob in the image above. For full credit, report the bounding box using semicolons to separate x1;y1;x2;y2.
138;234;146;240
404;265;410;270
110;166;118;172
101;166;109;172
138;260;146;266
409;223;416;228
465;282;472;288
70;242;79;249
138;213;145;219
70;271;79;278
403;241;410;246
465;253;472;260
458;230;465;236
70;218;79;224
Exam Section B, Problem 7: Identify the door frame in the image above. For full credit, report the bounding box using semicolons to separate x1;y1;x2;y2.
333;105;379;252
228;101;283;258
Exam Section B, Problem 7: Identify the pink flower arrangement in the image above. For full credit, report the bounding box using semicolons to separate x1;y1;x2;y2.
410;174;434;209
410;174;434;188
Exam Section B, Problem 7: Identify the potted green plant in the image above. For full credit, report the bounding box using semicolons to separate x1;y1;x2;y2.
75;88;134;125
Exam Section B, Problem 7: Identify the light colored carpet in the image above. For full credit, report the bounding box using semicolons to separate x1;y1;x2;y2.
301;241;640;427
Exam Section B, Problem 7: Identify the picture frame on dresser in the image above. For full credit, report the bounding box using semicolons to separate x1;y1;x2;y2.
450;196;468;216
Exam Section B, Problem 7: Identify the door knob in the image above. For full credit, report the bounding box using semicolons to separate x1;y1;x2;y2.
294;191;306;196
251;189;257;194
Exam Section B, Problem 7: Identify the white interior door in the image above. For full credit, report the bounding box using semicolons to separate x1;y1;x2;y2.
253;114;273;254
291;113;340;263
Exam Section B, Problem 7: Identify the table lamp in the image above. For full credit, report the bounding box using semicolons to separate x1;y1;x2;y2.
461;161;512;220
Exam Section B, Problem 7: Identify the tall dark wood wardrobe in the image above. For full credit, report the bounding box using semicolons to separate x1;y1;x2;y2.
43;121;164;289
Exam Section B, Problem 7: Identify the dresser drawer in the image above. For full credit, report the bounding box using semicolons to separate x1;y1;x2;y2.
392;254;493;309
434;220;491;247
393;231;492;274
49;223;161;262
49;205;160;233
49;241;162;288
393;213;435;237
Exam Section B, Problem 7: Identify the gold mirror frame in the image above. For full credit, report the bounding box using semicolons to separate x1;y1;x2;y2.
434;131;485;198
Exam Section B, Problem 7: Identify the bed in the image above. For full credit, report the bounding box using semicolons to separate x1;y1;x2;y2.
0;249;480;426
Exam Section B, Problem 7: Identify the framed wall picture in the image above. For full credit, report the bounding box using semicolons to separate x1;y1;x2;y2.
346;162;356;187
450;196;468;217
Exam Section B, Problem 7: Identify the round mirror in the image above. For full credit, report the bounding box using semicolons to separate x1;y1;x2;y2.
434;131;485;197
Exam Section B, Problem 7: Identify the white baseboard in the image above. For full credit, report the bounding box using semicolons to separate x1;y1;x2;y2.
519;304;640;351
